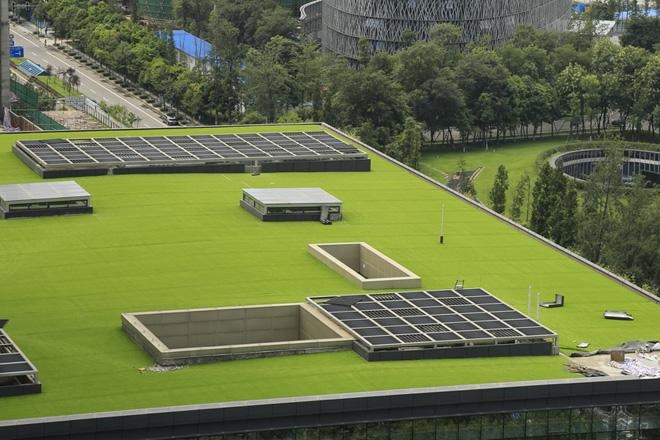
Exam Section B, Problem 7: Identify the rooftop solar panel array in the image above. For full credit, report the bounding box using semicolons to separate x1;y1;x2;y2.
16;132;366;169
0;328;40;396
308;289;557;350
0;331;37;377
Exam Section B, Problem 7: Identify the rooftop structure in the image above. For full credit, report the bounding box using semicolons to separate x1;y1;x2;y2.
0;321;40;397
0;180;92;218
14;131;370;178
0;123;658;439
122;303;353;365
308;289;558;361
308;242;421;289
16;60;45;78
241;187;342;222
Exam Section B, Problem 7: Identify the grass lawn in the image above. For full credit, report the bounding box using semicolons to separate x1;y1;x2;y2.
420;137;575;218
0;126;657;420
35;74;81;98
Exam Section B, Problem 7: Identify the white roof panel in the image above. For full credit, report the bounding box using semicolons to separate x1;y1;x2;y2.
243;188;342;206
0;181;90;204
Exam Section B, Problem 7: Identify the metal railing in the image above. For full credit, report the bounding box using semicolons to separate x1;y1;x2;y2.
64;96;123;129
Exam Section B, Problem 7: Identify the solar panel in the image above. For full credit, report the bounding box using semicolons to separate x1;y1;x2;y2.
0;327;41;396
15;132;367;171
308;288;557;351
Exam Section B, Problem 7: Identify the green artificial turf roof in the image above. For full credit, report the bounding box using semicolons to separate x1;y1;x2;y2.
0;124;657;421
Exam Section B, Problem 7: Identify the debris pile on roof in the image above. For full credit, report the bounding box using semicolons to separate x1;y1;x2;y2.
566;363;608;377
570;340;659;357
608;358;660;378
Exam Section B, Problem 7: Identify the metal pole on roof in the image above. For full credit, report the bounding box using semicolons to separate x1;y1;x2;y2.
439;204;445;244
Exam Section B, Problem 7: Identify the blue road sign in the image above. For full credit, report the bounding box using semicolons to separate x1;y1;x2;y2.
10;46;25;58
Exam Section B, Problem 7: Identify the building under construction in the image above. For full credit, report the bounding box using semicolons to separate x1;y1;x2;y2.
136;0;173;22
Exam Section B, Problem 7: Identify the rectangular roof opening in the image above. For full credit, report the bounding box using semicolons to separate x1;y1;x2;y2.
122;304;354;365
309;242;421;289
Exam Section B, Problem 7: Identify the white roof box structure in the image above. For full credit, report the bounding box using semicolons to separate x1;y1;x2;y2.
241;188;342;222
0;181;92;219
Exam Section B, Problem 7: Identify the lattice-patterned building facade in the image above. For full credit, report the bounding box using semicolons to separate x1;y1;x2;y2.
320;0;572;60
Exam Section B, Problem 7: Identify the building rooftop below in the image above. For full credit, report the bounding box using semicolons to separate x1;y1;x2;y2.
161;30;212;60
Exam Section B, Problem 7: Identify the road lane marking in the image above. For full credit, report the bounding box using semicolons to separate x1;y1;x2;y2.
12;28;165;126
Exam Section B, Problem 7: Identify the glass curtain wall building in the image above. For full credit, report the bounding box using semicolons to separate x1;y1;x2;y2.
185;404;660;439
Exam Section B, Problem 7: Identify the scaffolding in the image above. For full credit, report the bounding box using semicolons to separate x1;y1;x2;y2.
136;0;173;22
10;79;65;130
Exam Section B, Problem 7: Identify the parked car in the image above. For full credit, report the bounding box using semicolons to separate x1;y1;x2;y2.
162;114;178;126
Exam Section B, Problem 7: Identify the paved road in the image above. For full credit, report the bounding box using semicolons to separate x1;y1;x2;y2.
10;22;165;128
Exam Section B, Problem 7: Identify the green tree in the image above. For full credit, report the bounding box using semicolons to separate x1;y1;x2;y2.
632;53;660;134
357;37;372;69
557;63;601;134
429;23;461;63
456;158;477;199
456;48;512;144
530;162;558;236
488;165;509;214
591;39;620;132
548;179;578;248
294;42;327;117
577;147;623;262
400;30;418;48
621;16;660;51
510;173;530;223
244;46;291;122
387;117;423;168
611;46;650;131
252;6;297;47
327;69;409;148
408;73;468;142
173;0;213;37
205;9;243;122
393;42;446;92
241;111;268;124
601;176;660;292
181;81;204;118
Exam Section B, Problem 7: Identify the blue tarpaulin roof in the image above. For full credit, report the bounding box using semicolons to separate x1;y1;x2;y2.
160;30;212;60
17;60;46;77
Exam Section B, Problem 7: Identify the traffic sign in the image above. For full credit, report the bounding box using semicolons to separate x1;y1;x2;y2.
10;46;24;58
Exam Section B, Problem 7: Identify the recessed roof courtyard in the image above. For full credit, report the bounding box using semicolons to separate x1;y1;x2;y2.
0;123;657;422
